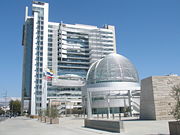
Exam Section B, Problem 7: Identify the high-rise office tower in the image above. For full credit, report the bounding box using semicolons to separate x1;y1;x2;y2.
21;1;116;115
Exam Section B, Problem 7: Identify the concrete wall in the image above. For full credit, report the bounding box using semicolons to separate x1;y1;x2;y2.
140;76;180;120
84;119;123;133
140;77;156;120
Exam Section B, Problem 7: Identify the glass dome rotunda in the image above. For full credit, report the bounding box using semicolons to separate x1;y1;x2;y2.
87;53;139;84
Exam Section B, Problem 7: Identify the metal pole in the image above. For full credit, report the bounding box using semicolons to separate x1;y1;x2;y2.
107;94;110;119
3;91;7;117
87;91;92;119
65;97;67;117
83;96;85;118
119;113;121;120
128;90;132;117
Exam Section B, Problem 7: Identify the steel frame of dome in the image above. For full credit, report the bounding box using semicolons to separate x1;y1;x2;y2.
86;53;139;85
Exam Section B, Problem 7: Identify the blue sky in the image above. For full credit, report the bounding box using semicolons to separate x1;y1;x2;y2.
0;0;180;97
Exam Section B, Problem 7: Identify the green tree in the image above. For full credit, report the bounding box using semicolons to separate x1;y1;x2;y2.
38;109;42;116
49;106;59;118
171;85;180;121
0;108;5;115
9;100;21;116
45;107;50;117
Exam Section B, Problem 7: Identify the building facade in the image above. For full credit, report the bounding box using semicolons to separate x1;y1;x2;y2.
21;1;116;115
140;75;180;120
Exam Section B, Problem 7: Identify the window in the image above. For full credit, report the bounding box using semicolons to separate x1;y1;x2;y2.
48;53;52;56
48;58;52;61
48;25;53;28
48;29;53;33
48;34;53;37
40;57;43;61
48;43;52;47
48;62;52;66
48;48;52;51
48;38;53;42
40;52;43;56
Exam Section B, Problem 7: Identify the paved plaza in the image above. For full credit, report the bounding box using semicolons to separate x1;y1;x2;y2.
0;116;170;135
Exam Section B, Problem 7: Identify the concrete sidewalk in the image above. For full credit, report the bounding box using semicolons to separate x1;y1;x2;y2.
0;116;170;135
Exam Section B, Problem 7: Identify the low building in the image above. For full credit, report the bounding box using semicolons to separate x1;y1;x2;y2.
140;75;180;120
83;53;140;118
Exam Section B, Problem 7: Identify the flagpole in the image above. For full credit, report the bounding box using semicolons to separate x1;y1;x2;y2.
42;69;47;113
42;68;54;113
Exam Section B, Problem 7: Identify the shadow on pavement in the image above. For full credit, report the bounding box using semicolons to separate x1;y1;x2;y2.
145;134;169;135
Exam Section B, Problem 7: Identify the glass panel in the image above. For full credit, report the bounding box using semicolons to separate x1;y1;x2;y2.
87;54;139;84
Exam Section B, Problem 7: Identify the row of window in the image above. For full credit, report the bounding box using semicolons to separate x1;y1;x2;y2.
36;85;42;89
58;72;87;77
36;62;43;67
63;44;89;49
48;29;53;33
90;44;114;47
37;31;43;35
63;27;113;35
48;25;53;28
36;68;43;72
37;20;44;25
61;33;113;40
36;74;43;78
66;37;88;42
37;36;43;40
66;40;88;46
58;63;89;67
48;43;53;47
47;93;81;97
36;91;42;95
60;58;89;62
66;54;89;58
37;25;44;30
36;79;42;84
36;57;43;61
